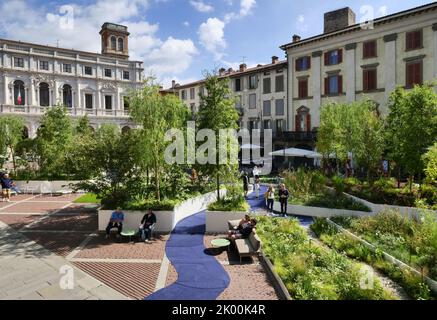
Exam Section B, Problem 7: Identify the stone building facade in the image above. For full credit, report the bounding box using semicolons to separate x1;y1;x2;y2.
0;23;144;138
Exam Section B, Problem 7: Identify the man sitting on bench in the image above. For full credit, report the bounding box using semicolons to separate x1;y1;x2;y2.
139;209;156;242
228;218;257;240
105;207;124;239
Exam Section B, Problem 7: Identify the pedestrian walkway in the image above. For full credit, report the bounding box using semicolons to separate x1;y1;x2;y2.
0;221;129;300
146;211;230;300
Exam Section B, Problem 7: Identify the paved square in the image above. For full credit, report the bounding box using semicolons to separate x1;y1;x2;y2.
0;202;71;214
23;232;89;257
27;214;97;232
0;215;42;230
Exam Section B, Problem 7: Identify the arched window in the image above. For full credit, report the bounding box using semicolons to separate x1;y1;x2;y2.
39;82;50;107
63;84;72;108
111;36;117;50
295;106;311;132
118;38;124;51
22;126;29;139
14;80;25;106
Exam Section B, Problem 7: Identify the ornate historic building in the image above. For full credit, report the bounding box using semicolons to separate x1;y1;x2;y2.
0;22;144;137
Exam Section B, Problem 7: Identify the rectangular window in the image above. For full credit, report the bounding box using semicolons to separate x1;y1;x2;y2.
85;94;93;109
298;78;308;98
105;95;112;110
123;96;130;111
363;68;377;91
275;99;284;116
363;40;377;59
181;90;187;100
249;75;257;90
190;103;196;114
275;75;284;92
63;64;72;73
406;61;423;88
40;61;49;70
235;78;241;92
235;95;242;108
406;30;422;51
325;74;342;95
263;100;271;116
263;120;271;130
104;69;112;77
263;78;271;94
276;119;284;132
295;56;311;71
14;57;24;68
199;86;205;96
249;93;257;109
84;66;93;75
123;71;130;80
324;49;343;66
190;88;195;100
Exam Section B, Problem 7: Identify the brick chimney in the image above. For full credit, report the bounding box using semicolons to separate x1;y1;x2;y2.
324;7;356;33
171;80;176;88
239;63;247;72
219;67;226;76
292;35;301;43
227;68;233;74
271;56;279;64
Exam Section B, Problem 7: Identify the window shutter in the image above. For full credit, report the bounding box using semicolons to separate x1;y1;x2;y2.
308;57;311;69
406;33;412;50
338;49;343;63
295;115;301;132
415;62;422;85
406;64;414;87
324;77;329;95
338;75;343;94
324;52;329;66
295;58;300;71
304;80;308;98
415;31;422;49
370;69;376;90
363;70;369;91
306;114;311;132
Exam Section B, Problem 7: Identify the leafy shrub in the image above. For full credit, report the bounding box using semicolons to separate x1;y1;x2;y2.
283;168;326;198
331;175;345;195
290;192;371;212
207;198;249;212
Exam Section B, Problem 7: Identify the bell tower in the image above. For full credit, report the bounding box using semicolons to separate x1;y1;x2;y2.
100;22;130;59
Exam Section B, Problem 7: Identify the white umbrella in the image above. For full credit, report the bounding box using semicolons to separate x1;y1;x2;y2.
306;151;337;159
269;148;315;158
240;143;263;150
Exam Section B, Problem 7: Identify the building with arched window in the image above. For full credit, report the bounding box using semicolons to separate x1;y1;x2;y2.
0;22;143;138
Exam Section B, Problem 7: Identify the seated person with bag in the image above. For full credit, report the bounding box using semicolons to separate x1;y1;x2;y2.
228;219;257;240
105;208;124;239
139;209;157;242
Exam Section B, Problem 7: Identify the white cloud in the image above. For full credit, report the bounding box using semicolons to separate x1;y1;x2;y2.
198;18;226;60
0;0;198;78
296;14;308;32
189;0;214;13
225;0;256;22
183;21;190;27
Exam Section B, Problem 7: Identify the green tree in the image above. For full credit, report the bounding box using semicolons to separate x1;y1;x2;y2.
422;142;437;183
0;115;25;172
129;78;189;201
196;72;239;200
35;105;73;179
385;85;437;189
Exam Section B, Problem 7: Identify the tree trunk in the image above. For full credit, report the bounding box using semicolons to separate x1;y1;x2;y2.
409;175;413;192
10;146;17;174
216;173;220;201
155;165;160;201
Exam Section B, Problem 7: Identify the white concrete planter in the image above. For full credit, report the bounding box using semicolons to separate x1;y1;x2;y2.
273;201;373;218
205;211;248;233
98;189;226;233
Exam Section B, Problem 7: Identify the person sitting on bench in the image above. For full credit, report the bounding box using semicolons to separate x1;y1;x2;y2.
228;219;257;240
105;207;124;239
139;209;156;242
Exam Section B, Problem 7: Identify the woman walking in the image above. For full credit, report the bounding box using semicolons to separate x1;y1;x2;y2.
279;184;289;216
265;184;275;213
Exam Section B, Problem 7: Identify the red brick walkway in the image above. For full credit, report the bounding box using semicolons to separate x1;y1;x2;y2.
0;193;279;300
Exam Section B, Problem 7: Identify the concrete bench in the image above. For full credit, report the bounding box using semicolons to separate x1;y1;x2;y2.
234;232;261;263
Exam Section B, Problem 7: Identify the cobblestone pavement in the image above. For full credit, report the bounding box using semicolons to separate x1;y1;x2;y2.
0;193;279;300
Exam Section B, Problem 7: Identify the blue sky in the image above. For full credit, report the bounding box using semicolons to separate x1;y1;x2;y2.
0;0;434;87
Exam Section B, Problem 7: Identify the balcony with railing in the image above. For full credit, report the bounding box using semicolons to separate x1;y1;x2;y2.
0;105;130;118
274;130;318;142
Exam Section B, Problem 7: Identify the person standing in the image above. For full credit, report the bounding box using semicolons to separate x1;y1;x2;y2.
105;207;124;239
242;172;249;198
1;173;14;202
265;184;275;213
254;176;260;199
279;184;289;216
139;209;157;242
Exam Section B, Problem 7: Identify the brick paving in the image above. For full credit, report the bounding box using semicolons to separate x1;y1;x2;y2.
0;215;42;230
166;263;178;286
27;214;98;232
23;232;88;257
76;234;168;260
0;201;71;214
73;261;161;300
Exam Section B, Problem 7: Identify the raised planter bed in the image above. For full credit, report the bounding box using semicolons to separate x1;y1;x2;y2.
273;201;374;218
98;190;226;233
205;210;248;233
326;218;437;294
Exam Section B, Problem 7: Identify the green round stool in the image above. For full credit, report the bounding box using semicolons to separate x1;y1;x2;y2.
121;229;136;243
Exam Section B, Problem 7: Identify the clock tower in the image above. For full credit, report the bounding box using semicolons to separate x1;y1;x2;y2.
100;22;130;59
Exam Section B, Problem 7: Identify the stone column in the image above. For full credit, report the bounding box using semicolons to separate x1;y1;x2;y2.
3;74;8;104
433;24;437;87
29;78;36;106
345;43;356;103
76;81;81;109
384;33;397;101
96;83;102;115
311;51;322;129
54;80;59;105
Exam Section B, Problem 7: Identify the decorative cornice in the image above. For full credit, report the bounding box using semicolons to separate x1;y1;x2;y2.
345;43;357;50
403;54;426;62
361;63;380;69
383;33;398;42
326;69;341;75
312;51;323;58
